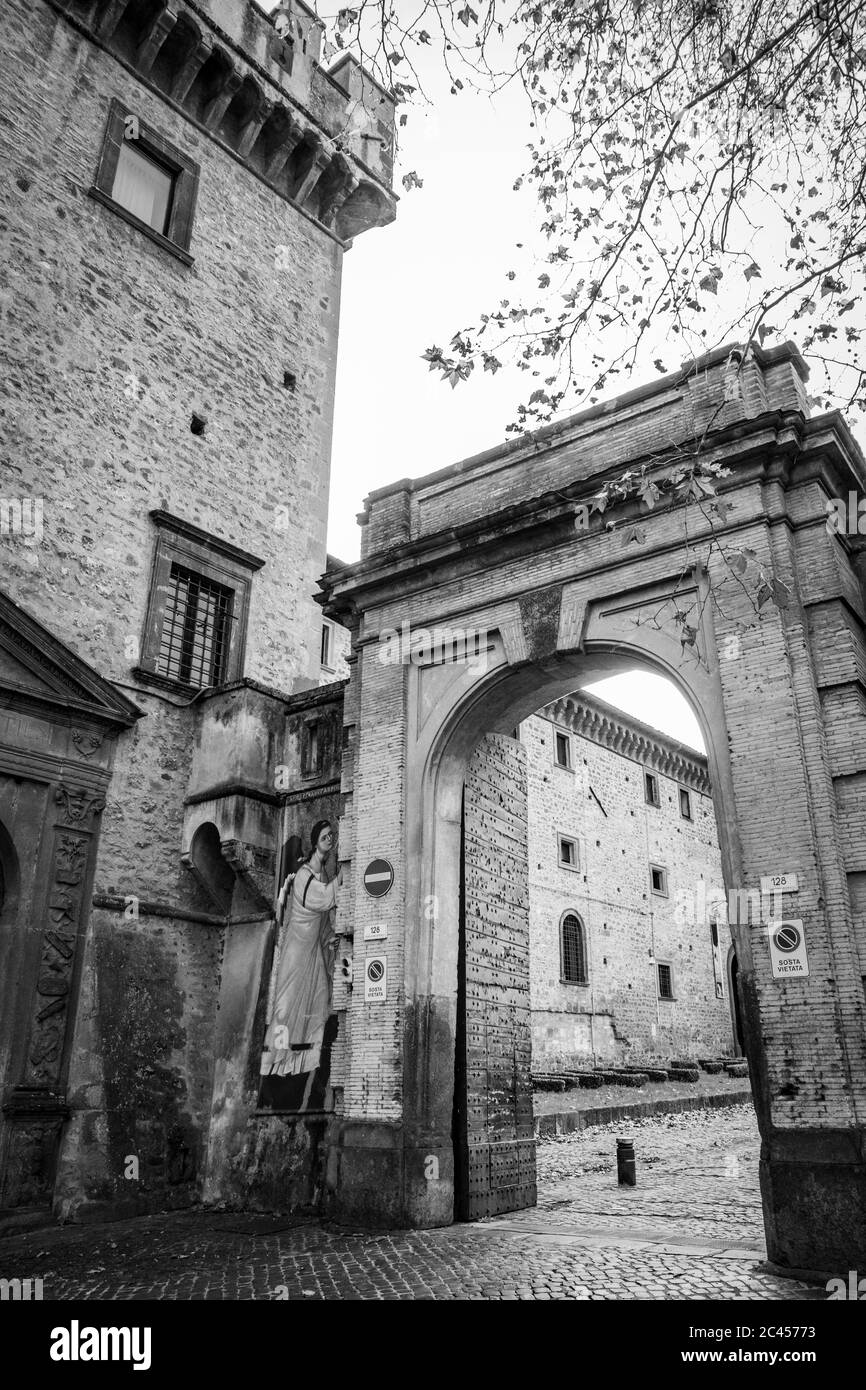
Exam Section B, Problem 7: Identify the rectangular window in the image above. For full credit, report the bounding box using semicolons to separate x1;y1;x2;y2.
156;564;233;687
91;100;200;263
321;621;333;670
650;864;668;896
679;787;692;820
554;731;571;768
136;511;264;693
112;139;175;234
644;770;660;806
657;962;674;1000
303;721;320;776
558;835;579;871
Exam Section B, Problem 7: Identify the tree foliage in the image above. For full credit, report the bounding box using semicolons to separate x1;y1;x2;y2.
319;0;866;428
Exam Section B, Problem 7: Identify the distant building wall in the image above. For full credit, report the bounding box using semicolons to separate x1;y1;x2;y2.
521;694;734;1067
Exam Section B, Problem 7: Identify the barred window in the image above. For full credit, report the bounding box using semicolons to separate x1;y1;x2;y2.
156;564;233;687
658;962;674;999
561;913;588;984
135;511;263;694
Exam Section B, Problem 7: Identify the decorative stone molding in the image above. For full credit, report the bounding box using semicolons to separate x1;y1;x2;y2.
54;785;106;825
220;838;275;910
70;728;106;758
545;691;711;793
51;0;396;240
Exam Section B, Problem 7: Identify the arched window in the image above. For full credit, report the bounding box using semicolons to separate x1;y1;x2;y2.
561;912;588;985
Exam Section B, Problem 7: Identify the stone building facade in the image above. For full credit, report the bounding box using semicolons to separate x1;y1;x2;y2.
0;0;394;1223
522;694;734;1069
1;0;864;1275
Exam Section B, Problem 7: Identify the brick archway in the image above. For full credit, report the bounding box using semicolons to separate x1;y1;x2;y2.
322;343;866;1273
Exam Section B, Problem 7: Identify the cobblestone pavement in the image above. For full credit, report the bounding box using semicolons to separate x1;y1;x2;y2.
0;1105;828;1300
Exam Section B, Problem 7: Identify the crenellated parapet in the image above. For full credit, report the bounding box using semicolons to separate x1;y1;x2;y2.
49;0;396;240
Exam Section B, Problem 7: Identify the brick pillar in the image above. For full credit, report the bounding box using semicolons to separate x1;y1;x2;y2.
711;499;866;1274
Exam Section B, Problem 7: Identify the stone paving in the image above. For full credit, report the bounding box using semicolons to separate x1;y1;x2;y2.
0;1105;829;1300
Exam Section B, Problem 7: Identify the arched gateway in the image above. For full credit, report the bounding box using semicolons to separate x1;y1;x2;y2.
319;341;866;1274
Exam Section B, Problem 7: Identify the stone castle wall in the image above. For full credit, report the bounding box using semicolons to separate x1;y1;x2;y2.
0;0;392;1219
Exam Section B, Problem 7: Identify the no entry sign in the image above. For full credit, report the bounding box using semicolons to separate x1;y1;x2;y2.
363;858;394;898
768;919;810;979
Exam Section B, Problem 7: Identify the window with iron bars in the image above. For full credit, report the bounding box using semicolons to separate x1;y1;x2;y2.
657;962;674;999
155;563;234;688
561;912;588;984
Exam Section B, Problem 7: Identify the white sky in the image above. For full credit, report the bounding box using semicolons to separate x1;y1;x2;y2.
583;673;705;752
329;87;536;561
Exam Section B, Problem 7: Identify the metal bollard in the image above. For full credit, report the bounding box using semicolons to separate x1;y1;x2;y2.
617;1138;636;1186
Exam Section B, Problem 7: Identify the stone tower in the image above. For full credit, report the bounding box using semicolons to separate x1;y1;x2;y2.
0;0;394;1220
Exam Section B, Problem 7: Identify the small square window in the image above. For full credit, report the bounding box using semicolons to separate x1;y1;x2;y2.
554;731;571;768
650;864;668;896
112;139;175;235
657;962;674;999
90;100;199;263
558;835;579;871
644;771;660;806
679;787;692;820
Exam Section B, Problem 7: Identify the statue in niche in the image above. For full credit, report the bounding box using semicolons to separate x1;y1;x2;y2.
260;820;342;1109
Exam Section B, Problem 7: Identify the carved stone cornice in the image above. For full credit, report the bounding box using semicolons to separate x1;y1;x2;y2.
544;691;712;793
47;0;396;242
0;588;142;730
137;0;180;75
